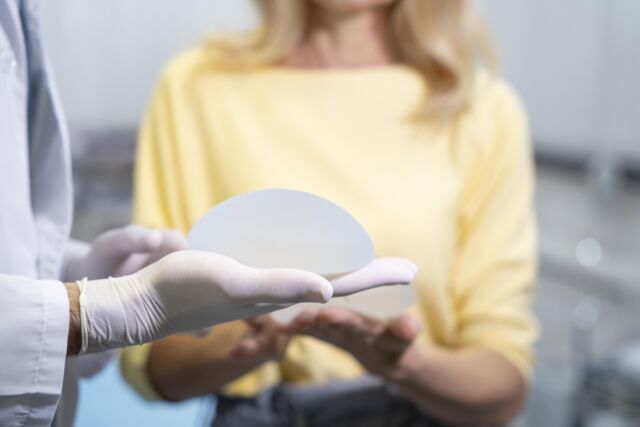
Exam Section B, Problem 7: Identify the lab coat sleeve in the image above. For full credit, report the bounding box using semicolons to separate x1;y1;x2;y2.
0;275;70;427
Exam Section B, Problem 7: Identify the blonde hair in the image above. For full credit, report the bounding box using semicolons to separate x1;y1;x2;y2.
210;0;496;120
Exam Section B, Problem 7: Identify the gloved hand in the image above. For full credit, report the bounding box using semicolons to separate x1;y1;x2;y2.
78;250;334;353
230;257;419;360
65;225;188;281
330;258;417;297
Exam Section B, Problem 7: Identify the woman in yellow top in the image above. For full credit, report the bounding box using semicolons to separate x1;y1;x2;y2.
121;0;538;425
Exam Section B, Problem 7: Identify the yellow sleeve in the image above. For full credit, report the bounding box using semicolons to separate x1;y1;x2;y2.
120;72;184;402
451;81;538;380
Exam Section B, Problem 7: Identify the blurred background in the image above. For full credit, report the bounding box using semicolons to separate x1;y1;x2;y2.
42;1;640;426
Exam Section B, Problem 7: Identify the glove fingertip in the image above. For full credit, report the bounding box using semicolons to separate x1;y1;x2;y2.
385;258;418;284
295;275;332;304
142;230;164;250
163;230;189;250
405;260;418;275
315;279;333;303
247;268;333;305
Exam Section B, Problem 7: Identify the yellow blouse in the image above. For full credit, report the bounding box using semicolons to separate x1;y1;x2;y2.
120;46;538;399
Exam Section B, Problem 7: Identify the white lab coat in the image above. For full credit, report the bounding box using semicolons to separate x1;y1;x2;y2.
0;1;111;426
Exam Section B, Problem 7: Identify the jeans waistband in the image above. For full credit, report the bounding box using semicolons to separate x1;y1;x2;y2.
213;376;443;427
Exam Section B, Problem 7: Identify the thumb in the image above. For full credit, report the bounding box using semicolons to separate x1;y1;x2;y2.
143;230;189;265
95;225;163;259
387;313;421;342
243;268;333;305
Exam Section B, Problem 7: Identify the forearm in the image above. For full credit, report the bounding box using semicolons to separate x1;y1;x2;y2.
388;345;526;427
65;282;82;355
147;322;269;401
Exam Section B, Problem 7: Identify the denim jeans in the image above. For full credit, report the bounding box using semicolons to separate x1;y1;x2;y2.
212;376;446;427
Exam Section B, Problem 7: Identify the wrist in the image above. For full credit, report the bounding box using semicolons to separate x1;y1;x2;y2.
81;276;141;353
268;345;288;363
250;342;288;364
65;282;82;355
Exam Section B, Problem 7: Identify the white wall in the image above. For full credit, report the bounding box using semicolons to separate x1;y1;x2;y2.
43;0;257;136
477;0;640;161
44;1;640;161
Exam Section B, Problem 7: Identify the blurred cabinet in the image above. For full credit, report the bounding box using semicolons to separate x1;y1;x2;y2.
478;0;640;165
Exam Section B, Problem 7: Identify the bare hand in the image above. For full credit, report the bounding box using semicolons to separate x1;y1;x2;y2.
229;315;289;362
286;307;420;379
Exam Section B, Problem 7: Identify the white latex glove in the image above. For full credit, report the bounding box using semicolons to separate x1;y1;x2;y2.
268;257;418;323
65;226;188;371
78;250;335;353
66;225;188;281
330;258;417;297
230;257;418;358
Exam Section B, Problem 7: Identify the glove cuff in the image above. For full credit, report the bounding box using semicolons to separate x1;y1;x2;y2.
77;277;90;353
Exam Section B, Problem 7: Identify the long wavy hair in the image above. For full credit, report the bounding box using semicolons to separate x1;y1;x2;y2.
209;0;496;120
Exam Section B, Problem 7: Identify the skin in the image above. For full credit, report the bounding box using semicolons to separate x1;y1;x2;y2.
284;0;398;69
146;0;528;425
147;316;289;401
66;283;82;355
283;308;525;427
